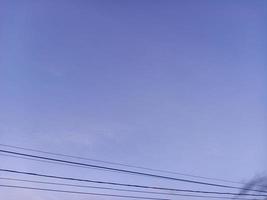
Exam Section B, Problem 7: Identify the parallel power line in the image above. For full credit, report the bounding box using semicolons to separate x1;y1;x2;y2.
0;184;261;200
0;184;169;200
0;153;102;170
1;168;267;196
0;143;244;185
1;177;267;198
0;149;257;191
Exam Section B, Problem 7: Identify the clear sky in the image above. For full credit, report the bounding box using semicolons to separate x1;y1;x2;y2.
0;1;266;200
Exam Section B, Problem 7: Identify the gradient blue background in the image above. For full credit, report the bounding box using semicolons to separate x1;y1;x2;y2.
0;1;266;199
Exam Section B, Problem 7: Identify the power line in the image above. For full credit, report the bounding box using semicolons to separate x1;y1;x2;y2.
0;184;168;200
0;184;261;200
1;177;267;198
0;143;244;185
1;168;267;195
0;149;254;191
0;153;112;172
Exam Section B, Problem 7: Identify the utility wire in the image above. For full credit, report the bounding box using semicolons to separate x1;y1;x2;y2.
0;184;169;200
0;153;113;173
0;184;261;200
1;177;267;198
1;168;267;195
0;149;257;191
0;143;244;185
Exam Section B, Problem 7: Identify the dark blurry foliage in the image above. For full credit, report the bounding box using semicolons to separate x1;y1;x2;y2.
237;176;267;200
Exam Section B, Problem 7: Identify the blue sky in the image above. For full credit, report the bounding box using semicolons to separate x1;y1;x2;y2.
0;1;266;199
